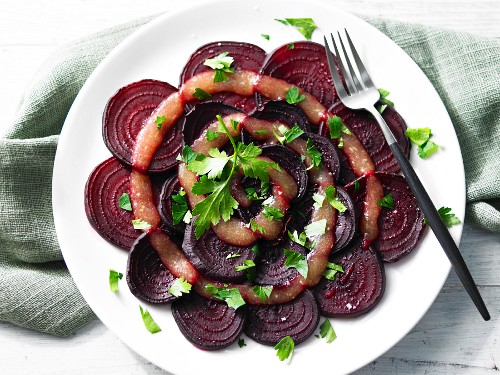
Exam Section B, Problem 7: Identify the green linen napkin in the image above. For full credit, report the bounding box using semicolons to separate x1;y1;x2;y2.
0;15;498;336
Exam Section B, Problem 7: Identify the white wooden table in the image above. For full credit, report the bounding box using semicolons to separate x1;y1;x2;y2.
0;1;499;374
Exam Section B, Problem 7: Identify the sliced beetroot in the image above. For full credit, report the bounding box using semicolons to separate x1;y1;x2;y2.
182;224;256;283
244;289;319;345
84;157;139;251
250;100;312;133
260;41;341;108
303;132;340;180
182;101;244;146
103;79;183;173
372;172;425;262
284;185;315;234
254;240;306;286
180;41;267;113
314;240;385;318
158;173;186;238
261;144;308;201
333;187;357;252
126;232;178;303
172;292;246;350
325;102;410;175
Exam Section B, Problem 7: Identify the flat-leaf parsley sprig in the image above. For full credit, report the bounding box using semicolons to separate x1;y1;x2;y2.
182;115;280;239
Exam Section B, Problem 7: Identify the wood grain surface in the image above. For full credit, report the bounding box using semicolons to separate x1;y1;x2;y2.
0;0;498;374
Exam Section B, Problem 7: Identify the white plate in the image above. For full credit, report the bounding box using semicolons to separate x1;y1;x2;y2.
53;0;465;374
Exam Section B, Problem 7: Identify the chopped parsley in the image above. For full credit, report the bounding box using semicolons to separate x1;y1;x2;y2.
171;189;192;225
284;249;308;278
193;87;211;99
288;229;311;249
285;87;306;105
325;185;347;212
238;338;246;348
376;88;394;114
251;243;260;255
287;43;295;50
262;205;284;222
253;285;273;302
254;129;268;135
261;34;270;40
168;277;192;297
250;219;267;235
406;127;440;159
132;219;152;230
155;115;166;130
203;52;234;83
322;262;344;281
206;129;220;141
305;138;322;169
245;187;265;201
205;284;246;309
327;115;352;148
274;336;295;363
177;145;198;164
235;259;256;272
139;306;161;334
425;206;462;227
319;319;337;343
376;193;395;210
226;253;241;259
275;18;318;40
118;193;132;211
109;269;123;293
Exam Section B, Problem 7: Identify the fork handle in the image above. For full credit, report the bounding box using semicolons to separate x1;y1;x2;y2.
368;107;490;321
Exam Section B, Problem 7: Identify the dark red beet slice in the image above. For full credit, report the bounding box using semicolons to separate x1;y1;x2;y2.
261;144;308;201
303;132;340;180
126;232;178;303
325;102;410;176
254;240;306;286
244;289;319;345
182;101;244;146
260;41;341;109
180;41;266;113
84;157;139;251
172;292;246;350
373;172;425;262
250;100;312;132
158;173;186;239
182;224;257;283
333;187;357;252
345;172;425;262
103;79;184;173
313;240;385;318
284;185;315;234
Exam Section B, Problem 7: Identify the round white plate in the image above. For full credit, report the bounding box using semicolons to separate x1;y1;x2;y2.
53;0;465;374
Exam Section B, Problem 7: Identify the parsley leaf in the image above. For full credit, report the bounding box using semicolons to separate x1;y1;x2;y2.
246;187;265;201
261;34;270;40
276;18;318;40
252;243;260;255
376;88;394;113
262;205;284;222
226;253;241;259
119;193;132;211
288;230;309;248
235;259;256;272
168;277;192;297
109;269;123;293
425;206;461;227
188;148;231;180
254;129;268;135
193;87;211;100
171;189;191;225
304;219;327;240
319;319;337;343
284;249;308;278
328;115;351;139
155;115;166;130
325;186;347;212
322;262;344;280
285;87;306;105
306;138;322;169
205;284;246;309
250;219;266;234
203;52;234;82
253;285;273;302
139;306;161;334
206;129;220;141
418;139;439;158
406;127;440;159
376;193;395;210
287;43;295;50
238;338;246;348
132;219;152;230
274;336;295;362
177;145;199;164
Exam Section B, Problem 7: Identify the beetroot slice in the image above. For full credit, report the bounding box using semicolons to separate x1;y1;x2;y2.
250;100;312;133
260;41;341;108
182;224;256;283
158;173;186;239
180;41;266;113
345;172;425;262
333;187;357;252
244;289;319;345
126;232;178;303
325;102;410;176
373;172;425;262
84;157;139;251
182;101;245;146
254;240;306;286
103;79;183;173
313;240;385;318
172;292;246;350
261;144;308;201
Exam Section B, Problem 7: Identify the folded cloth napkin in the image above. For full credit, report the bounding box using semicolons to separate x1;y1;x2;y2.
0;15;498;336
